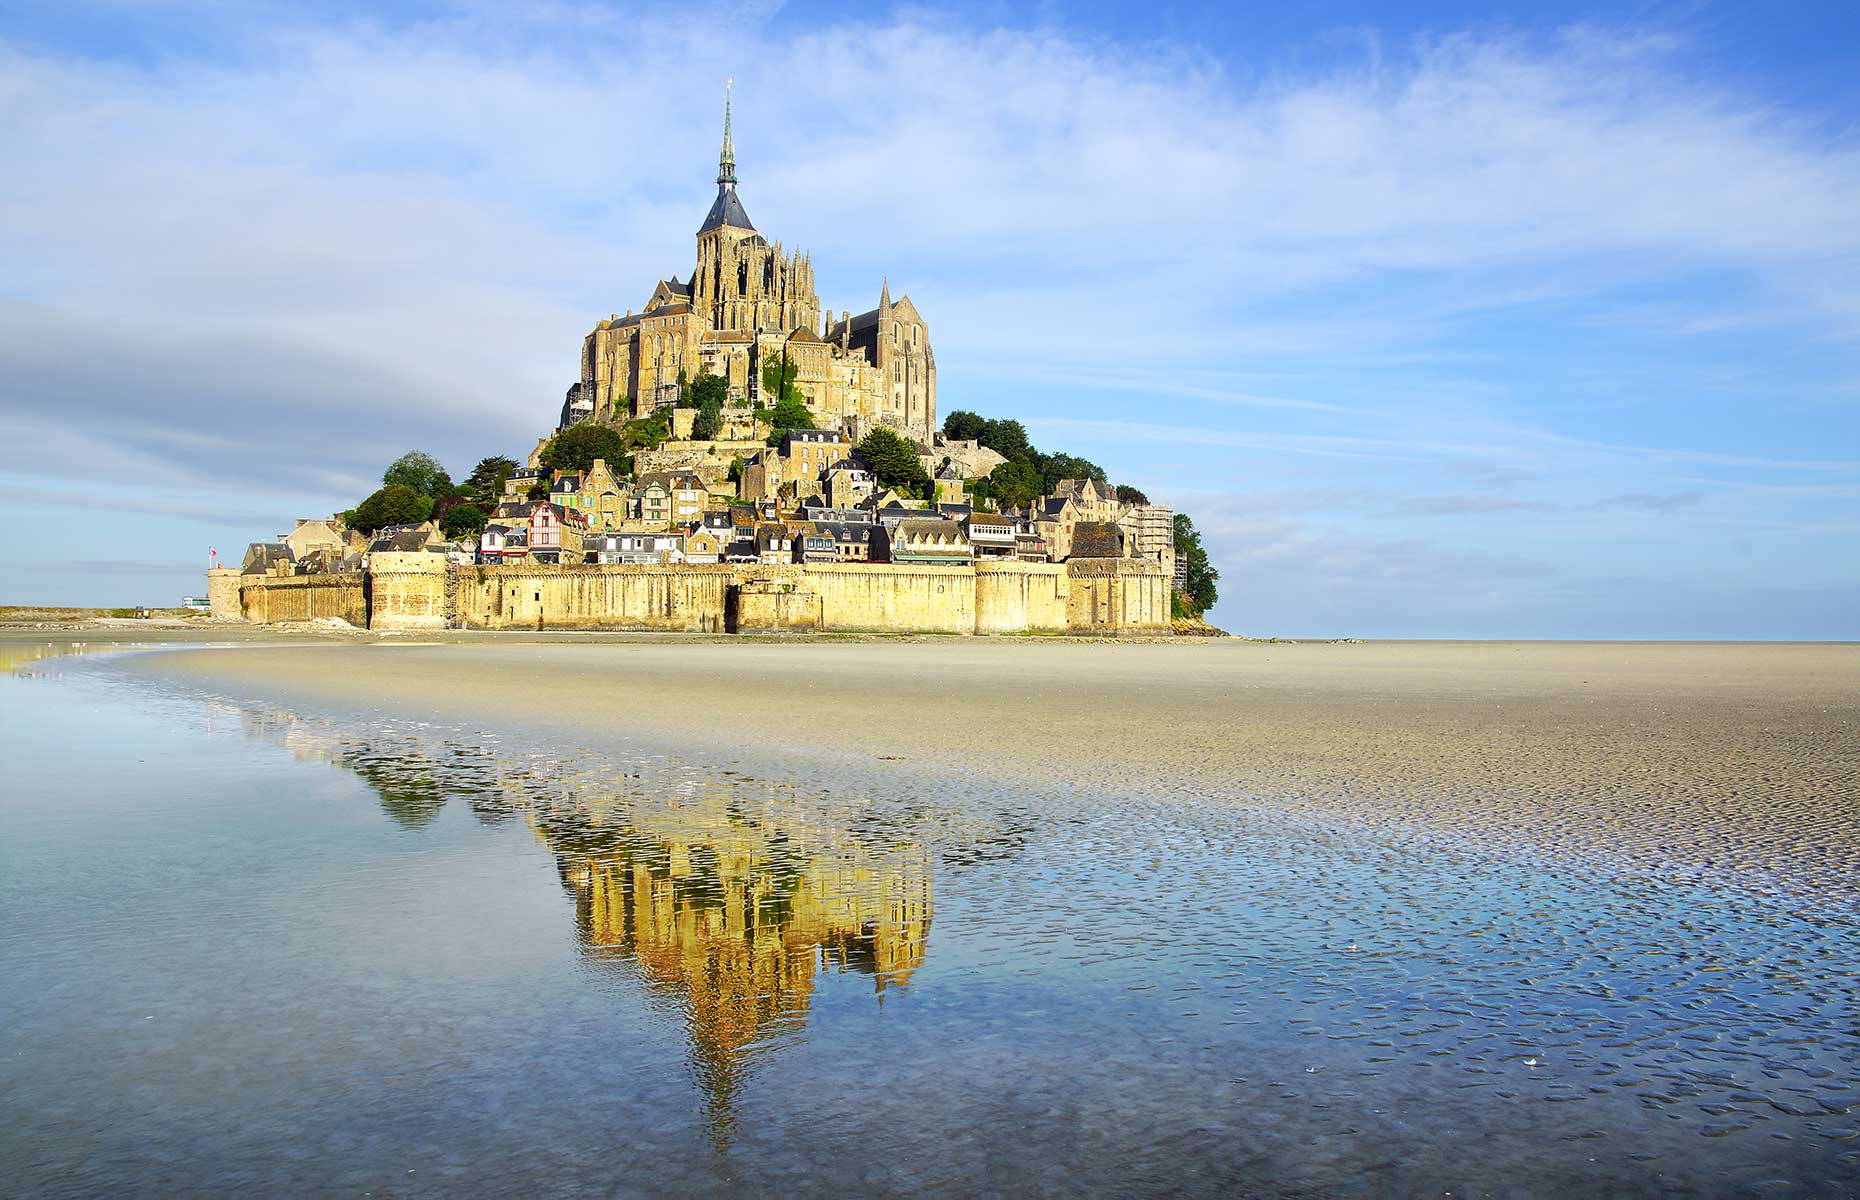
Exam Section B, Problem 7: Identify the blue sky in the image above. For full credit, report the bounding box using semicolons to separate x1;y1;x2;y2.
1;0;1855;636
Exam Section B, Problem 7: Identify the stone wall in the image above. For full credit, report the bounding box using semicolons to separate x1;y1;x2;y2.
238;573;367;625
461;564;730;632
801;564;975;634
974;560;1069;634
1065;558;1171;634
634;440;767;489
368;552;448;631
217;557;1169;636
732;581;822;633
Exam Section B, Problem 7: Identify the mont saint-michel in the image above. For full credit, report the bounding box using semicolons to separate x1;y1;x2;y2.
577;87;937;444
206;93;1210;636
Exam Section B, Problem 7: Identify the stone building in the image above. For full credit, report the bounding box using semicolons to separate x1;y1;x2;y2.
580;86;937;443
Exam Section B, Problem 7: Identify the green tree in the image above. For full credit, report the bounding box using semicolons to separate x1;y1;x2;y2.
768;393;814;435
727;456;745;483
1174;512;1219;615
440;503;489;540
541;424;628;473
690;369;730;409
759;360;815;443
858;427;933;499
1115;484;1150;505
1039;451;1106;493
619;413;668;454
381;451;450;497
942;410;987;441
691;399;723;441
463;455;519;506
986;459;1043;511
978;418;1030;459
350;484;434;534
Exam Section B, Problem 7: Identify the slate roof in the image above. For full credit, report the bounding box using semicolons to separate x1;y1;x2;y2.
813;520;875;543
1069;521;1127;559
241;542;294;575
699;182;754;233
898;519;965;540
369;530;431;554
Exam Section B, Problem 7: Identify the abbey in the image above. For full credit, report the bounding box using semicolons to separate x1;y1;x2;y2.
579;89;937;443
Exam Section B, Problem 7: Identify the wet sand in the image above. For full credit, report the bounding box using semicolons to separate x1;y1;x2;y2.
114;637;1860;901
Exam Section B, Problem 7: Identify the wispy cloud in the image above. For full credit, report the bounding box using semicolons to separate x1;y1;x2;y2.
0;8;1854;630
1599;491;1705;512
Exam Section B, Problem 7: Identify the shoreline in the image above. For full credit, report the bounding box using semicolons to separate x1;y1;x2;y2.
50;633;1855;907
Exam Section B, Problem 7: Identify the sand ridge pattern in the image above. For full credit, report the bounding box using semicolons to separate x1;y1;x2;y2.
129;639;1860;907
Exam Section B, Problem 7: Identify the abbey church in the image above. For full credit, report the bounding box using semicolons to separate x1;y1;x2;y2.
579;89;937;444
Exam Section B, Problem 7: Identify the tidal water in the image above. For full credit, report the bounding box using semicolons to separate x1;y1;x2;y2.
2;644;1857;1197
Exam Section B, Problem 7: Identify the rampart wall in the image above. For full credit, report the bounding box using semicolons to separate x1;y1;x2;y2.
226;556;1169;636
460;564;731;632
236;572;368;626
976;560;1070;634
801;564;976;633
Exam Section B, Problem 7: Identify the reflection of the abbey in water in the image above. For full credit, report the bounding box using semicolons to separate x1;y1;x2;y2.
225;701;932;1142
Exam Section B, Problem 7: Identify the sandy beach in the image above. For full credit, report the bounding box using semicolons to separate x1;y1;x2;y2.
104;635;1859;901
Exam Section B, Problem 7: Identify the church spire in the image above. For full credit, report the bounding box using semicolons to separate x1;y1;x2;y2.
699;79;753;234
718;78;737;185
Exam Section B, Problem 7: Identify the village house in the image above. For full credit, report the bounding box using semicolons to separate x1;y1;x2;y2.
824;461;875;508
872;518;972;565
577;458;631;531
778;428;848;487
811;519;876;561
1030;494;1082;560
548;471;583;515
693;509;736;543
504;468;546;501
587;529;685;564
478;524;521;564
962;511;1018;558
683;528;724;563
373;521;448;550
933;462;967;505
754;521;795;563
737;449;785;504
637;471;707;530
527;501;588;565
283;519;345;560
790;522;838;564
1052;477;1120;523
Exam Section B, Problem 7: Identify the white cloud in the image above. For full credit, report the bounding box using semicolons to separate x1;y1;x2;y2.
0;10;1855;627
